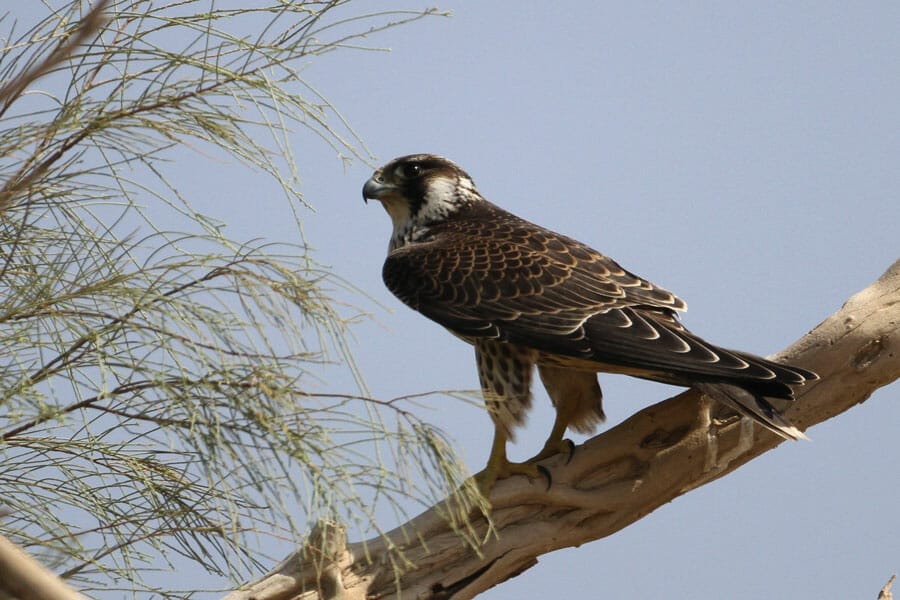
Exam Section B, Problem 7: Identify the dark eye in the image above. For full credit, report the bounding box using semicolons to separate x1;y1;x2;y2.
396;163;422;179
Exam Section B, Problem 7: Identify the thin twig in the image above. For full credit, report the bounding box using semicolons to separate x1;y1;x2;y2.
0;0;109;117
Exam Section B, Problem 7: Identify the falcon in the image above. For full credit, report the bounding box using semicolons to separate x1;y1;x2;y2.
362;153;817;492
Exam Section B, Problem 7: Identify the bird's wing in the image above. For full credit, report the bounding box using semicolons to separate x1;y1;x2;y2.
383;216;812;396
383;216;682;335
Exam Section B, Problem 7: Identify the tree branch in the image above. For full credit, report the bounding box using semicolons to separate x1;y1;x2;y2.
223;259;900;600
879;575;895;600
0;534;85;600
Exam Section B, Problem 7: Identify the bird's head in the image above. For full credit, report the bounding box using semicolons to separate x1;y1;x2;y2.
363;154;481;251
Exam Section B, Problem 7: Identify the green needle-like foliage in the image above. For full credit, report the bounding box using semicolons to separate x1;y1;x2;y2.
0;2;479;597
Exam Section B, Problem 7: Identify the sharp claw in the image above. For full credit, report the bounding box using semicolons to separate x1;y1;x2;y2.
563;439;576;464
537;464;552;490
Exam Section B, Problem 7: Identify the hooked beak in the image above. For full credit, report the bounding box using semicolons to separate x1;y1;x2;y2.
362;172;397;204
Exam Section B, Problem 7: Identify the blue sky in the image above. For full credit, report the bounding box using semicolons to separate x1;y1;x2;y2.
296;4;899;598
10;2;900;598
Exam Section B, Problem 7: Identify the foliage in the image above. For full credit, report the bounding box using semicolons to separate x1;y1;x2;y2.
0;2;474;597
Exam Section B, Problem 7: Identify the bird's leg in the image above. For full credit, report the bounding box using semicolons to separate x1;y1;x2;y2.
475;425;509;495
475;423;549;496
531;366;605;465
527;401;577;464
473;339;549;495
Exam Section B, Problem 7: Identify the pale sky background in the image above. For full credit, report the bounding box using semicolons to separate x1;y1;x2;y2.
11;2;900;599
297;4;900;598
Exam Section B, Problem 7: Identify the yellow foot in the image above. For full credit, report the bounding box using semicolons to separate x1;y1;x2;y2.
527;438;576;465
474;459;551;496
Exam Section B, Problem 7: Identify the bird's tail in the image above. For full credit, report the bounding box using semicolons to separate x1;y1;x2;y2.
694;382;809;441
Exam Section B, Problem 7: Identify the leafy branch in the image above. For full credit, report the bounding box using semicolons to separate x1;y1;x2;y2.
0;2;465;598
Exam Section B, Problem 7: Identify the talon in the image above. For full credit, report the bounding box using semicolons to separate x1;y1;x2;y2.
474;459;549;496
537;464;552;490
563;439;576;464
527;437;575;464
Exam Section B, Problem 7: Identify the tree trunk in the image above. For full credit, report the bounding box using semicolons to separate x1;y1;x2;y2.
223;259;900;600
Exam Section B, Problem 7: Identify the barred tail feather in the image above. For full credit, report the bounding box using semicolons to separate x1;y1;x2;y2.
695;382;809;441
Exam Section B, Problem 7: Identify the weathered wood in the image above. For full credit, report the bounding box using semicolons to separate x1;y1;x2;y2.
0;534;86;600
224;259;900;600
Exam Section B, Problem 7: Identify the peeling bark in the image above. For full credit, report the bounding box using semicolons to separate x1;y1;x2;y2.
224;259;900;600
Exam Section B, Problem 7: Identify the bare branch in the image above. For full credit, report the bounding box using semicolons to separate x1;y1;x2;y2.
0;534;85;600
880;575;896;600
223;259;900;600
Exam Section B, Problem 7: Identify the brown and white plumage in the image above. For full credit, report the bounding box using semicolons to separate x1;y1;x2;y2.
363;154;816;489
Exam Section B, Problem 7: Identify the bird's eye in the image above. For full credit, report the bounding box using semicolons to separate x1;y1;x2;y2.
396;163;422;179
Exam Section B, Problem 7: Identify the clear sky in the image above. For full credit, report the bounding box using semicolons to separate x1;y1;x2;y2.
295;3;900;599
12;2;900;598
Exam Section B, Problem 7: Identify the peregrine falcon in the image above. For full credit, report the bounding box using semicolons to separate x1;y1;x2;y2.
363;154;816;492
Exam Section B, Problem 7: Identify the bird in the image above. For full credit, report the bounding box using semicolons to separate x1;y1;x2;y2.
362;153;817;493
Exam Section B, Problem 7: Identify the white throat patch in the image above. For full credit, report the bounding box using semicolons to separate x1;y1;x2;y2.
383;174;477;253
380;197;413;253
